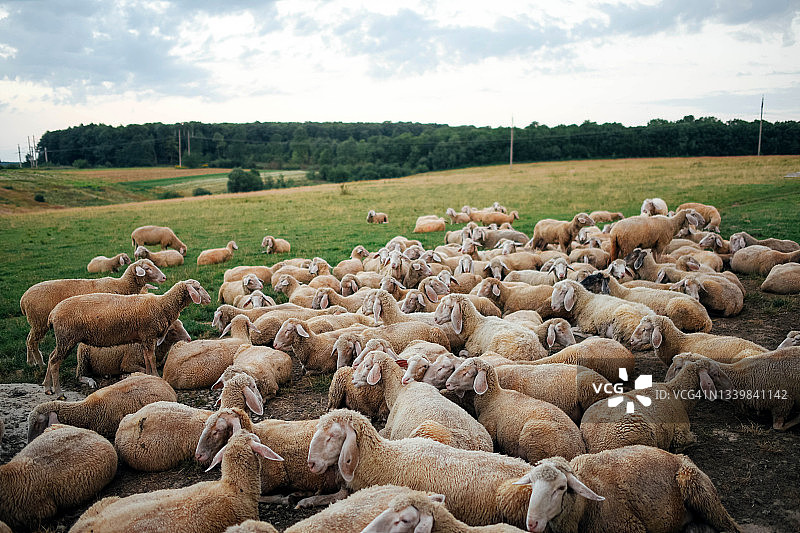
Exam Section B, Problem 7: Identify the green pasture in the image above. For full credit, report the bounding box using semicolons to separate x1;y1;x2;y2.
1;155;798;384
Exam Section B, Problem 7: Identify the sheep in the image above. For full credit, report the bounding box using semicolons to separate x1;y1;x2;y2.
133;245;184;267
475;227;530;249
444;357;585;462
434;294;549;360
234;290;275;309
87;252;131;273
761;262;800;293
353;350;493;451
640;197;668;216
273;318;366;374
115;373;264;471
274;274;318;307
250;310;370;346
482;210;520;226
367;209;389;223
655;266;745;317
307;408;535;528
580;356;731;452
313;286;372;313
580;271;712;333
0;424;118;531
333;245;369;279
484;252;542;279
587;210;624;224
162;314;256;389
20;258;166;367
344;270;385;291
224;264;277;283
219;273;264;304
729;230;800;253
730;245;800;276
225;520;279;533
131;224;187;255
609;210;705;261
70;429;283;533
446;207;472;224
194;408;345;508
43;279;210;398
402;258;434;289
226;344;292;399
667;245;724;271
524;337;635;383
363;487;528;532
550;279;654;344
502;316;576;351
261;235;291;254
669;349;800;430
529;213;595;253
515;446;741;533
76;319;189;386
502;268;556;286
676;201;722;232
414;215;447;233
197;240;238;265
328;365;390;420
630;314;768;365
473;277;561;319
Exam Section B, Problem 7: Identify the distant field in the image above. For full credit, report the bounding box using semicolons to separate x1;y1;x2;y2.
1;155;798;382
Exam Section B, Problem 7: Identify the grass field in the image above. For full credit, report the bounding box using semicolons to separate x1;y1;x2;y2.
1;155;799;384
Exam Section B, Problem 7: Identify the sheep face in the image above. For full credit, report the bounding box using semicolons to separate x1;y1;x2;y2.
729;233;747;253
551;281;576;313
401;292;426;313
334;335;363;369
312;288;332;309
401;355;430;385
243;274;263;292
548;320;576;348
423;354;459;389
516;459;605;533
630;316;659;350
185;280;212;305
134;259;167;284
445;359;484;394
433;296;460;332
362;504;436;533
308;417;358;482
273;319;308;350
133;246;149;259
580;272;609;295
546;258;572;281
476;279;501;299
27;409;59;443
195;409;242;464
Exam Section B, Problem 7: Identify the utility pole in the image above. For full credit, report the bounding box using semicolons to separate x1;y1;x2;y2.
18;144;22;167
509;116;514;171
186;128;191;155
757;95;764;156
177;127;182;167
44;147;48;164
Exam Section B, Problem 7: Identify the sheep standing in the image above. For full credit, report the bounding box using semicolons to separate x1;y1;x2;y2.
0;425;118;531
133;245;184;267
516;446;740;533
20;258;166;367
43;279;210;398
608;210;704;260
69;430;283;533
131;225;187;255
87;252;131;273
197;240;238;265
529;213;595;253
261;235;291;254
445;357;585;462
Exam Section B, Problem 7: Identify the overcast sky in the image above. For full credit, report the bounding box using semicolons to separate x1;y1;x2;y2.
1;0;798;162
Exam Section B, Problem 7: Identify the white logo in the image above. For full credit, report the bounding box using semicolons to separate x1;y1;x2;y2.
607;369;652;413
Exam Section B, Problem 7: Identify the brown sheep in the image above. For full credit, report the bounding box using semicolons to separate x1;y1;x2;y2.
131;225;187;255
261;236;291;254
87;253;131;273
609;210;704;261
530;213;595;253
367;210;389;223
197;241;238;265
676;202;722;233
133;245;184;267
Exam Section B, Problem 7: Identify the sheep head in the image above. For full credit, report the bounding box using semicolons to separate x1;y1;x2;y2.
308;411;361;482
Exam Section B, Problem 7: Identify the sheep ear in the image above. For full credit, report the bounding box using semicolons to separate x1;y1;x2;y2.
250;439;284;462
564;285;576;312
373;299;382;321
474;369;488;395
424;284;438;303
296;324;310;338
119;256;125;265
413;263;421;271
367;363;382;386
156;328;169;346
513;472;533;486
428;493;446;504
206;442;229;471
220;322;232;338
652;325;663;348
244;386;264;415
48;411;59;427
414;512;434;533
451;302;463;335
211;375;225;390
135;266;146;277
320;293;329;309
566;472;605;501
656;269;666;283
187;284;202;304
547;324;557;347
338;422;360;483
698;369;717;399
354;341;362;356
492;283;500;297
633;254;644;271
350;281;358;294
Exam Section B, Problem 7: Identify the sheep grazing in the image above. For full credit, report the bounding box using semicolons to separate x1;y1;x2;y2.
434;294;549;360
580;271;712;333
20;258;166;367
28;372;176;441
730;245;800;276
529;213;595;253
413;215;447;233
588;210;624;224
197;240;238;265
76;318;189;386
352;350;493;452
630;314;768;365
367;209;389;223
640;197;669;216
761;262;800;294
515;446;740;533
70;430;283;533
580;356;731;452
0;425;118;531
729;230;800;253
445;357;585;462
133;244;184;268
219;273;264;304
131;224;187;255
676;202;722;232
307;409;536;528
43;279;210;399
261;235;291;254
667;350;800;430
87;252;131;273
446;207;471;224
609;210;705;260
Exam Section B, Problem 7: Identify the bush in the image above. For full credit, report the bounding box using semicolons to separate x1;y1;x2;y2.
227;168;263;193
72;159;90;169
193;187;212;196
34;193;45;202
158;190;182;199
182;153;203;168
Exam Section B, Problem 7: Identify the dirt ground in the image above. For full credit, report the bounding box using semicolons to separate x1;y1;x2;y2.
1;278;798;532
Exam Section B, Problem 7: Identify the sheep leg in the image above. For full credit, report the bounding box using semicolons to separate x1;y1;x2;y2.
258;494;293;505
43;350;66;399
295;488;349;509
26;326;47;366
142;341;158;377
773;412;800;431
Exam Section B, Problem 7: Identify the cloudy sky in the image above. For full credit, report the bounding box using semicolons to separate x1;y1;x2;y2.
1;0;798;162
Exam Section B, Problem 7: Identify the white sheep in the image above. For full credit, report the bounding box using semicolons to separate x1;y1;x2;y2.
445;207;471;224
609;210;704;260
445;357;585;462
272;318;366;374
273;273;318;306
413;215;447;233
328;365;390;421
474;277;560;318
587;210;624;224
761;262;800;294
197;240;238;265
87;252;131;273
640;197;668;216
20;258;166;367
131;225;187;255
43;279;211;398
224;264;277;283
0;425;118;531
69;429;283;533
225;344;292;399
219;273;264;304
261;235;291;254
332;320;451;368
334;245;370;279
526;337;635;383
133;245;185;267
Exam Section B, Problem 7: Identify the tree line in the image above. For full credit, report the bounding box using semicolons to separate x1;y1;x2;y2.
37;116;799;181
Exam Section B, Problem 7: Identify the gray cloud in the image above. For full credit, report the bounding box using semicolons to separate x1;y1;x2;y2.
652;84;800;118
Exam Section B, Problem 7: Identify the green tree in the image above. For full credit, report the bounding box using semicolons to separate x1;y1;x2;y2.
227;168;263;193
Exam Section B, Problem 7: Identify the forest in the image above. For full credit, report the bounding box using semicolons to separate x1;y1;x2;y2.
36;116;800;181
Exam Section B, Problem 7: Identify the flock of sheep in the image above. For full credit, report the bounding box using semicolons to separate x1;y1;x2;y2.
2;198;800;533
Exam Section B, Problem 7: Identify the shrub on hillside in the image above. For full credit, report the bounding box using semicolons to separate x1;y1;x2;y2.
72;159;90;169
158;190;182;199
193;187;212;196
227;168;263;193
